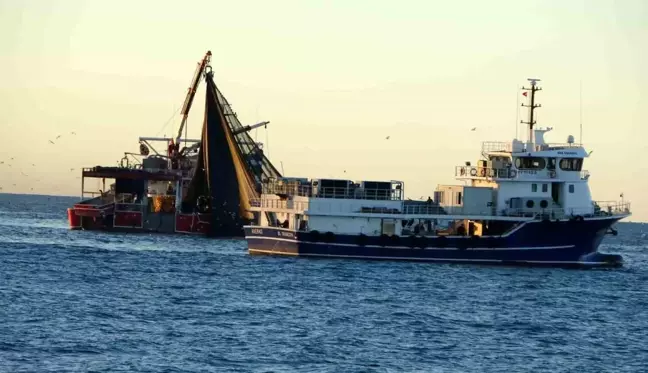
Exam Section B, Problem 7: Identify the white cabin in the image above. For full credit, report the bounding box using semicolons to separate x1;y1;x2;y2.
449;128;594;218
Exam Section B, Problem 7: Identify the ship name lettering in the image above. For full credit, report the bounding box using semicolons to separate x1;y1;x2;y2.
251;228;264;235
278;231;294;238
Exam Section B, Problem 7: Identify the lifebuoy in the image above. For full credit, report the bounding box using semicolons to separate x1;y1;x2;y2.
470;168;478;176
509;169;517;178
479;168;486;177
460;167;466;176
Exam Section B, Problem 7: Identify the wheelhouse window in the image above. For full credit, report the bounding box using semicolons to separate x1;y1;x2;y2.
559;158;583;171
542;184;548;193
532;184;538;192
569;184;575;193
514;157;546;170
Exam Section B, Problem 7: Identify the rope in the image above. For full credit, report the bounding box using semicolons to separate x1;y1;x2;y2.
155;105;180;137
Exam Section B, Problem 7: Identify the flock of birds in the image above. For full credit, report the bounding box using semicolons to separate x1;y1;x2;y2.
1;126;482;193
0;131;79;193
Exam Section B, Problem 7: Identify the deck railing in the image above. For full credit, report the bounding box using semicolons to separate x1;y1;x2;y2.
455;166;516;179
249;198;631;220
262;184;403;201
455;166;592;181
249;198;310;212
481;141;584;154
482;142;513;153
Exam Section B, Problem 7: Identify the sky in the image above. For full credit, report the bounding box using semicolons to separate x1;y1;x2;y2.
1;0;647;221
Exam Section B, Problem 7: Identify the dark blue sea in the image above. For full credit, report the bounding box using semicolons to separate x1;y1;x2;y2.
1;194;647;372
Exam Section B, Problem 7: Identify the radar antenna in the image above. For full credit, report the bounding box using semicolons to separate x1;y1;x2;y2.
521;78;542;145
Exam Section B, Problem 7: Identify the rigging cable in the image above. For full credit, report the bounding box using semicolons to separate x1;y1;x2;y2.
155;105;180;137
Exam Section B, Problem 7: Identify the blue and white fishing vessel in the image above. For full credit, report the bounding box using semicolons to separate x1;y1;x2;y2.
243;79;631;268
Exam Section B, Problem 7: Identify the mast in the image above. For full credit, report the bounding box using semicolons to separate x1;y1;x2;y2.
176;51;212;144
521;78;542;145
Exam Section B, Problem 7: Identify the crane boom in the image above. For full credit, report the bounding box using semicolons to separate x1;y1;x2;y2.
232;121;269;135
176;51;212;143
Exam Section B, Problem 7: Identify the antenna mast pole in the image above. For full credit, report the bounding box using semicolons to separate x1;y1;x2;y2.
521;78;542;145
579;80;583;145
515;85;520;139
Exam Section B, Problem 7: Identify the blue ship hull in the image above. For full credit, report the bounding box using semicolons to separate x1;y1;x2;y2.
243;216;624;268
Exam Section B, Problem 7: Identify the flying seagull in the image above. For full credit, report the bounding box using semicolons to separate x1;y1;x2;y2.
471;127;477;131
48;140;55;145
385;136;390;140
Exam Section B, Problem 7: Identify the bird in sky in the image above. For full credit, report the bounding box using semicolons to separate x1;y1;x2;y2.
71;131;76;135
385;136;390;140
48;140;55;144
471;127;477;131
56;135;61;139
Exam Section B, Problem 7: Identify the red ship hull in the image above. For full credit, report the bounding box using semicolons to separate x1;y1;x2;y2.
67;206;212;235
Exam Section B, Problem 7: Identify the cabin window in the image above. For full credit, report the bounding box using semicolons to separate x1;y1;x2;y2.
456;192;462;205
559;158;583;171
532;184;538;193
514;157;546;170
569;184;575;193
542;184;548;193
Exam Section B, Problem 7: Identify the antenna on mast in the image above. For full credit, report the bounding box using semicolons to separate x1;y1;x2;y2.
520;78;542;145
515;85;520;139
579;80;583;145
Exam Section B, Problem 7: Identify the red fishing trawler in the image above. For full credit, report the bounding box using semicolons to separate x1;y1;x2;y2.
67;51;283;237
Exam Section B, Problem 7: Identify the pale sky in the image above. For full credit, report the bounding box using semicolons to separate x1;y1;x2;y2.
1;0;647;221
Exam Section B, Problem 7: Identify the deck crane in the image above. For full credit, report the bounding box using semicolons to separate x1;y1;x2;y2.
175;51;212;145
174;52;272;148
